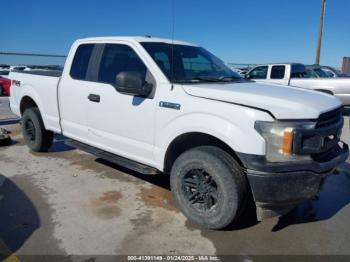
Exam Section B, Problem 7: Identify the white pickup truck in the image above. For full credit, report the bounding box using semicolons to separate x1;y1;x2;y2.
246;63;350;107
9;37;349;229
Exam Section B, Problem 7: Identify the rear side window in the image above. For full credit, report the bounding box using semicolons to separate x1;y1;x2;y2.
291;64;306;78
97;44;147;85
270;65;285;79
249;66;268;79
70;44;94;80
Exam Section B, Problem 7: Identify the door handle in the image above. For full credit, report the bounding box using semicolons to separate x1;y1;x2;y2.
88;94;100;103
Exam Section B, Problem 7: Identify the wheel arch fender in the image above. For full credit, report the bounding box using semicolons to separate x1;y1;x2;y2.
155;113;265;171
19;87;47;127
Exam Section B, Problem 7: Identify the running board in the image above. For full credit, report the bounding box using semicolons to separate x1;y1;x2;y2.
65;139;159;175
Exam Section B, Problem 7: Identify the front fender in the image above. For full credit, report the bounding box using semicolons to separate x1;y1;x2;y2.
154;112;267;170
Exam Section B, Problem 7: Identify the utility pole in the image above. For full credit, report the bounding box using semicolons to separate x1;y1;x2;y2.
315;0;326;65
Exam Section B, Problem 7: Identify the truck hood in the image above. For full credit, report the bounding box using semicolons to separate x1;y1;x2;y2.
182;82;342;119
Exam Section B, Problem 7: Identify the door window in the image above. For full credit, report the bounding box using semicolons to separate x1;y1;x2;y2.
98;44;147;85
249;66;268;79
70;44;94;80
270;66;286;79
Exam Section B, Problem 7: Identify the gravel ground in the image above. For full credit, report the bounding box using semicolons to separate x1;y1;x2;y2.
0;97;17;120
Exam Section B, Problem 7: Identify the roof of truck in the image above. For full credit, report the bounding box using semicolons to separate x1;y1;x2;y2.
76;36;198;46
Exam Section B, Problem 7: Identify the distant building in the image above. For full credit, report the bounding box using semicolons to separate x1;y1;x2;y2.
342;57;350;75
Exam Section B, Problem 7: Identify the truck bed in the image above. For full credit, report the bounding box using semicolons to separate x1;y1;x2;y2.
9;71;62;133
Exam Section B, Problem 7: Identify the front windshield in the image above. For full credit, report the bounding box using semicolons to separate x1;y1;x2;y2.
314;68;330;78
141;42;242;83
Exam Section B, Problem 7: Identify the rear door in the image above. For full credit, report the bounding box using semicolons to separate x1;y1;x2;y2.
59;43;98;143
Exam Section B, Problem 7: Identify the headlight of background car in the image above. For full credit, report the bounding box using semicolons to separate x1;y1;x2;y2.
255;121;316;162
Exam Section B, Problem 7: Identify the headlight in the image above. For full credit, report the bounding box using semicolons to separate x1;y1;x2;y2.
255;121;316;162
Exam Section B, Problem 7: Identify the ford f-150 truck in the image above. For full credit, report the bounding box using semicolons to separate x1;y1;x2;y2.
246;63;350;107
9;37;349;229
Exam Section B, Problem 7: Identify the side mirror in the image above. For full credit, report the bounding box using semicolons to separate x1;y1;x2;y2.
244;74;251;79
115;71;153;98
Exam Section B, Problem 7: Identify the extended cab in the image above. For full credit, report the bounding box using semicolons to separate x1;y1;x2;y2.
9;37;349;229
246;63;350;107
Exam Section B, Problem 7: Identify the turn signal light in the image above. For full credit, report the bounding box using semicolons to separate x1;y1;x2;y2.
282;129;293;155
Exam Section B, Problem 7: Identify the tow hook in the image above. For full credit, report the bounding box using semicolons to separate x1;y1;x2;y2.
0;128;12;146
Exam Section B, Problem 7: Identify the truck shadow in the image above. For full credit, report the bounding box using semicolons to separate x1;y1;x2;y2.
96;158;171;189
0;174;40;259
48;134;74;153
272;162;350;231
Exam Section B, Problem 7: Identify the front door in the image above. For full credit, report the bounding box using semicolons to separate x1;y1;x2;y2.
85;43;158;166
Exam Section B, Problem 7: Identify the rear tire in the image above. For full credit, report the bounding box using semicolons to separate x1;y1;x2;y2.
170;146;247;229
22;107;54;152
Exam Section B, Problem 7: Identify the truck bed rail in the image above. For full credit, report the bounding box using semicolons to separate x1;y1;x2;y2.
12;70;62;77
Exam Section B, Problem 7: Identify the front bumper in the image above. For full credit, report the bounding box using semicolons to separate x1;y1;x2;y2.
237;142;349;220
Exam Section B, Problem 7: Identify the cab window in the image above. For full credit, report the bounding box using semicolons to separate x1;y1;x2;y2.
270;65;285;79
248;66;268;79
70;44;94;80
98;44;148;85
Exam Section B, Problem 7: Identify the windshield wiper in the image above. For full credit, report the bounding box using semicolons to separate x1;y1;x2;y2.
193;75;242;82
174;77;219;83
217;75;242;82
175;75;242;84
192;76;221;82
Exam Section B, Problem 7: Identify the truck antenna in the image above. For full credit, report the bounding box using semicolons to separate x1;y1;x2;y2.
171;0;175;90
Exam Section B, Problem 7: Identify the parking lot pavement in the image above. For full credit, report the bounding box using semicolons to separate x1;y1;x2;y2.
0;114;349;258
0;97;18;121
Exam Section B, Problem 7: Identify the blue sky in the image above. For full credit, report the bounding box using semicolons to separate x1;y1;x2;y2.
1;0;349;67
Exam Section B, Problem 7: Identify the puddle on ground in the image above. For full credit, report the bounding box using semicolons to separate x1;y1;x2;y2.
92;191;123;219
95;191;122;205
138;186;178;212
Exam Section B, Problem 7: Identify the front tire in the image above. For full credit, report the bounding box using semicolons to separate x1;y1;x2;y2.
22;107;54;152
170;146;247;229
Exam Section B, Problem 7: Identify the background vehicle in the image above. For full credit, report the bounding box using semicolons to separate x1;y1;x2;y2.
0;70;10;77
319;65;350;78
305;65;331;78
0;76;11;96
0;64;10;70
230;67;250;77
9;65;29;71
0;64;10;76
246;63;350;107
9;37;348;229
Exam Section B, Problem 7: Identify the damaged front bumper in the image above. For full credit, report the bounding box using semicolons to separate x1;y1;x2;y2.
237;142;349;220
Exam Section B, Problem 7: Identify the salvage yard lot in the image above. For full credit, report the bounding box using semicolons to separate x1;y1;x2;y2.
1;97;350;258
